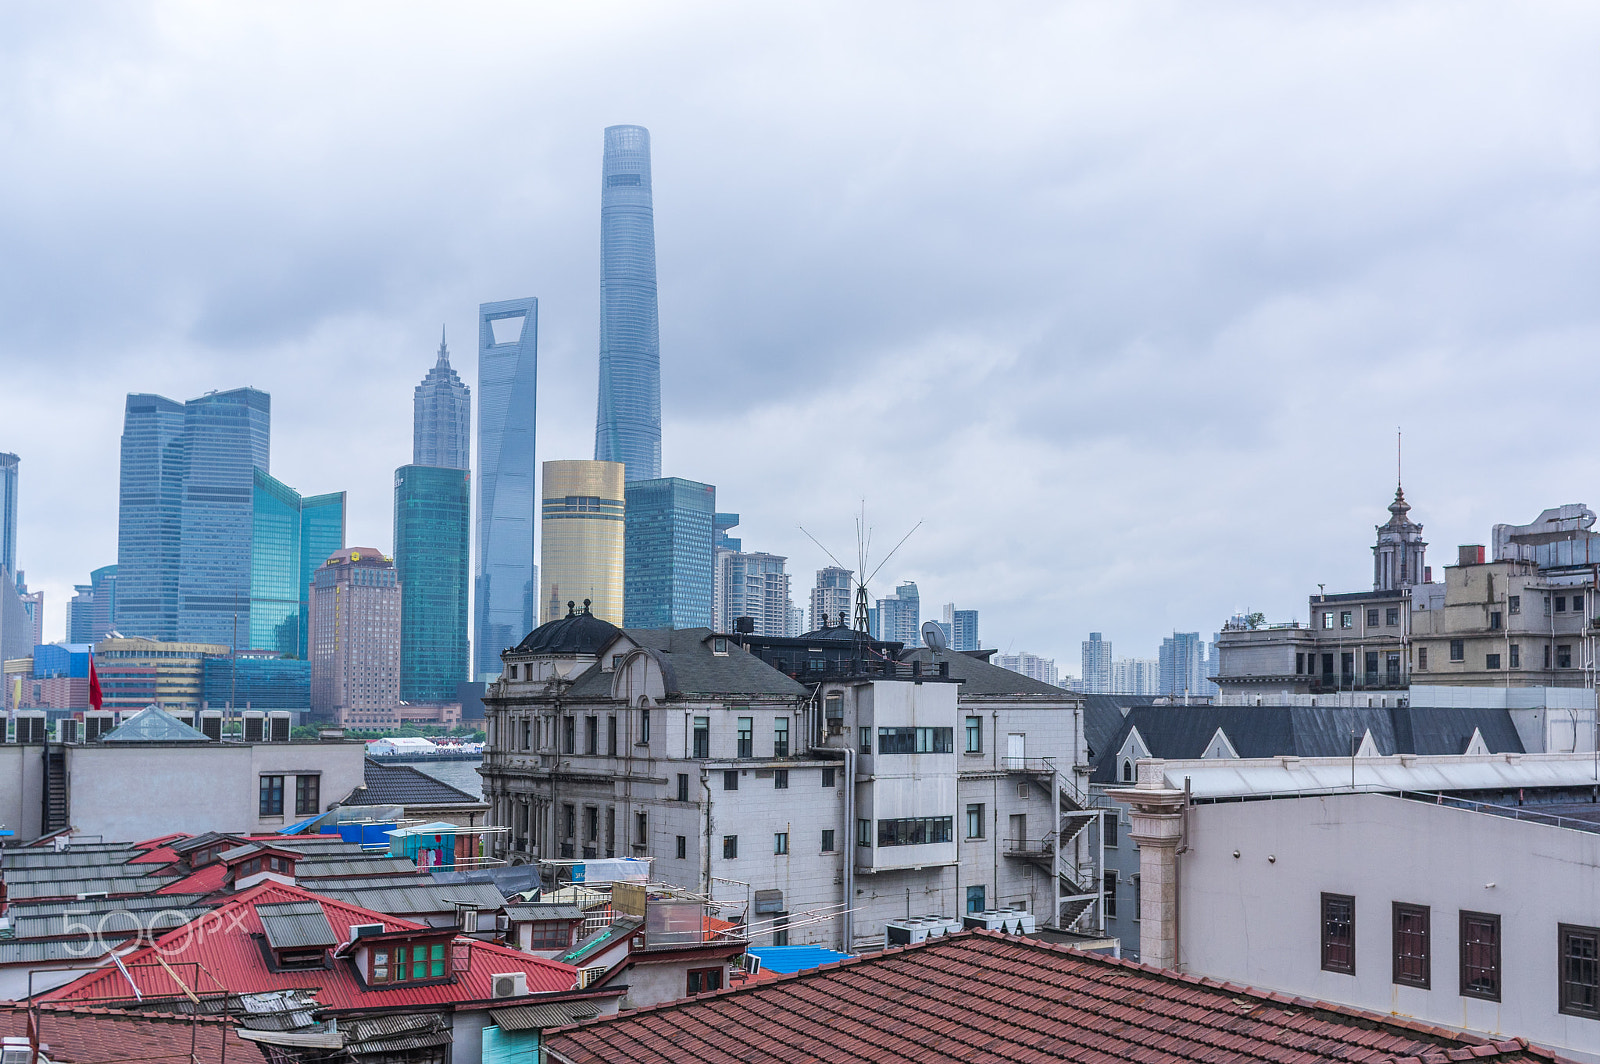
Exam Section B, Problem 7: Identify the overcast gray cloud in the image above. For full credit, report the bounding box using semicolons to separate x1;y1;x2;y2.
3;1;1599;671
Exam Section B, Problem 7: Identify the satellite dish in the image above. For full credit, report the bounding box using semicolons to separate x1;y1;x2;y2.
921;621;948;651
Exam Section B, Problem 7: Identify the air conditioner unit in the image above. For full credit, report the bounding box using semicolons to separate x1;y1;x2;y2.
242;712;266;743
57;718;80;744
577;964;607;989
742;953;763;975
348;923;385;943
4;1036;38;1064
495;913;511;932
200;711;223;741
884;919;933;948
268;712;292;742
491;972;528;999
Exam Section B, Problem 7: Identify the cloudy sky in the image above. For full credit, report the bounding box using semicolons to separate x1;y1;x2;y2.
4;2;1599;671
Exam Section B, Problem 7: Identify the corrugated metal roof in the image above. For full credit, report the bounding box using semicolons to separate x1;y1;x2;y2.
6;875;179;900
490;1001;600;1031
297;858;418;878
1147;752;1600;800
10;906;210;941
256;901;339;950
314;881;506;915
504;904;585;922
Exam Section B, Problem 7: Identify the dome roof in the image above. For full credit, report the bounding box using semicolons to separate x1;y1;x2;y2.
512;600;622;656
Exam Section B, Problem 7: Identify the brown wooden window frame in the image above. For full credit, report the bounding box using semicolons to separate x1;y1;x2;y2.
1320;893;1356;975
1558;922;1600;1019
686;966;723;995
1459;910;1501;1001
1392;902;1430;989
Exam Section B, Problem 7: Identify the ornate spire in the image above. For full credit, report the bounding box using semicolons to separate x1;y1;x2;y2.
436;325;449;367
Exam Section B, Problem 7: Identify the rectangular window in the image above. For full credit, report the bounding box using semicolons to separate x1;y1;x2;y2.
1103;872;1118;919
607;716;617;756
1104;812;1119;847
1546;595;1553;616
692;716;709;759
1340;611;1353;629
965;716;982;753
1509;643;1521;669
1323;612;1335;629
641;709;650;743
1366;609;1379;627
1460;911;1501;1000
1322;653;1334;677
1576;594;1586;614
736;717;753;759
677;773;689;802
1364;651;1379;677
1321;893;1356;974
1392;903;1430;988
774;832;788;855
687;967;723;995
1556;596;1568;613
821;829;835;852
857;818;871;847
1560;645;1574;669
1486;653;1501;670
876;727;954;754
1295;652;1305;675
1386;607;1400;626
858;727;872;754
876;816;954;847
526;921;574;950
1418;647;1429;671
259;775;284;816
635;811;647;846
774;769;789;789
1489;611;1502;631
1509;595;1521;615
822;767;836;788
722;835;738;860
562;804;575;839
585;716;598;755
1559;923;1600;1018
294;775;320;816
773;718;789;758
562;716;575;754
723;770;739;791
966;885;986;914
1450;639;1465;662
520;718;531;750
1341;652;1354;678
675;835;687;860
965;803;985;839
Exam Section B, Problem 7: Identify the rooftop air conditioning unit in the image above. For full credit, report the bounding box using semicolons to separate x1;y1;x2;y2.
169;711;195;728
742;953;763;975
57;718;80;744
242;712;266;743
348;923;385;943
268;712;292;742
200;711;223;741
84;713;115;742
495;913;511;932
491;972;528;999
14;713;46;744
884;919;933;948
4;1035;39;1064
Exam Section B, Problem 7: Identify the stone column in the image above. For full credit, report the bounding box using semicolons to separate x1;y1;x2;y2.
1107;759;1186;970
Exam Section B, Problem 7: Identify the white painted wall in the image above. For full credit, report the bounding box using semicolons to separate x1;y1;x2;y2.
1180;792;1600;1062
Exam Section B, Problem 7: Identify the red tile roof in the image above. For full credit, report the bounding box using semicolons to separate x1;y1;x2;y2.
153;861;227;894
1;1003;249;1063
39;882;578;1012
541;931;1571;1064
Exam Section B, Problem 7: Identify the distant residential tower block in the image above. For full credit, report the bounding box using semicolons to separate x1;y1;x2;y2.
811;567;854;631
310;547;401;726
1081;632;1113;694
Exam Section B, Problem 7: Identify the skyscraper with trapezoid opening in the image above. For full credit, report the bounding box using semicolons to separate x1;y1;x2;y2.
475;298;539;679
594;124;662;482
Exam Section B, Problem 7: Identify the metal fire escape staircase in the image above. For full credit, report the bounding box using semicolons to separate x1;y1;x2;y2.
1001;758;1104;932
42;745;69;836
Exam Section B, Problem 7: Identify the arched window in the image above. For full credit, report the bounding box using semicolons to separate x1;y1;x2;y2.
1122;760;1133;782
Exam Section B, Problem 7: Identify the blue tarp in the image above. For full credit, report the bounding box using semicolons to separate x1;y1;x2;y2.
747;945;853;974
280;812;327;835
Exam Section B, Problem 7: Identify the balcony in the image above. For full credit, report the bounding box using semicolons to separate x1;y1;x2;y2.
1308;672;1404;693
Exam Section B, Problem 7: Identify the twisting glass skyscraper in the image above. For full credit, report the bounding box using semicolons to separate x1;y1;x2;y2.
414;327;471;470
475;298;539;679
594;125;662;482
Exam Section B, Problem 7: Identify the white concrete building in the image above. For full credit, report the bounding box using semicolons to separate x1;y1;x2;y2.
1112;752;1600;1063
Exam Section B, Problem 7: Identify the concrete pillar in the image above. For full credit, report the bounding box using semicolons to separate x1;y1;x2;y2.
1106;759;1186;970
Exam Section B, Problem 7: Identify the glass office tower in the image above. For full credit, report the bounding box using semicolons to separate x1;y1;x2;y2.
475;298;539;679
115;394;189;640
540;460;625;625
624;477;715;629
594;125;662;482
394;464;470;701
0;452;17;578
176;388;271;647
414;328;471;470
250;469;345;657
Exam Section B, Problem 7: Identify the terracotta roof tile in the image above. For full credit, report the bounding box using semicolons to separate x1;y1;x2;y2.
541;932;1571;1064
1;1003;249;1062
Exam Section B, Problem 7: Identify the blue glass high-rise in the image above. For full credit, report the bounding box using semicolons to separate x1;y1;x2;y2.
475;298;539;679
116;394;187;640
250;470;345;656
594;125;662;482
395;464;470;700
415;328;471;471
624;477;715;629
0;452;18;578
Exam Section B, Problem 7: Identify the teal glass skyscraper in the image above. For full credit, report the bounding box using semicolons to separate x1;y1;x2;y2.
395;464;470;700
250;470;345;656
116;394;187;639
624;477;715;629
0;452;18;578
594;125;662;482
475;298;539;679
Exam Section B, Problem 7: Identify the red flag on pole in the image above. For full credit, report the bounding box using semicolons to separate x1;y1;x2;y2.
88;653;103;712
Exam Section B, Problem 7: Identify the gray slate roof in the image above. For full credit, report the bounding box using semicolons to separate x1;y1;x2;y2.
899;648;1073;697
256;900;338;950
313;880;506;916
566;628;809;701
360;758;484;807
1081;695;1165;762
1090;704;1527;783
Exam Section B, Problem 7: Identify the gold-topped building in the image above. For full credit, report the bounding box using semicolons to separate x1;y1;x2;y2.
540;461;625;625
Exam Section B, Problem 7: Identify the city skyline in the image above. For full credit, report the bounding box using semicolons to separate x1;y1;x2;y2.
5;7;1599;670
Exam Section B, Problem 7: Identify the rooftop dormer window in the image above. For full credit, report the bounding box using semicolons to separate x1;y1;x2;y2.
369;939;450;984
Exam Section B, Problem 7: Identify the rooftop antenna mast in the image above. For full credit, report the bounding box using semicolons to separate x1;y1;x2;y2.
798;501;922;636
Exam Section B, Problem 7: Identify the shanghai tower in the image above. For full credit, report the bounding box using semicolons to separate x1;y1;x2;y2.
594;125;662;482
